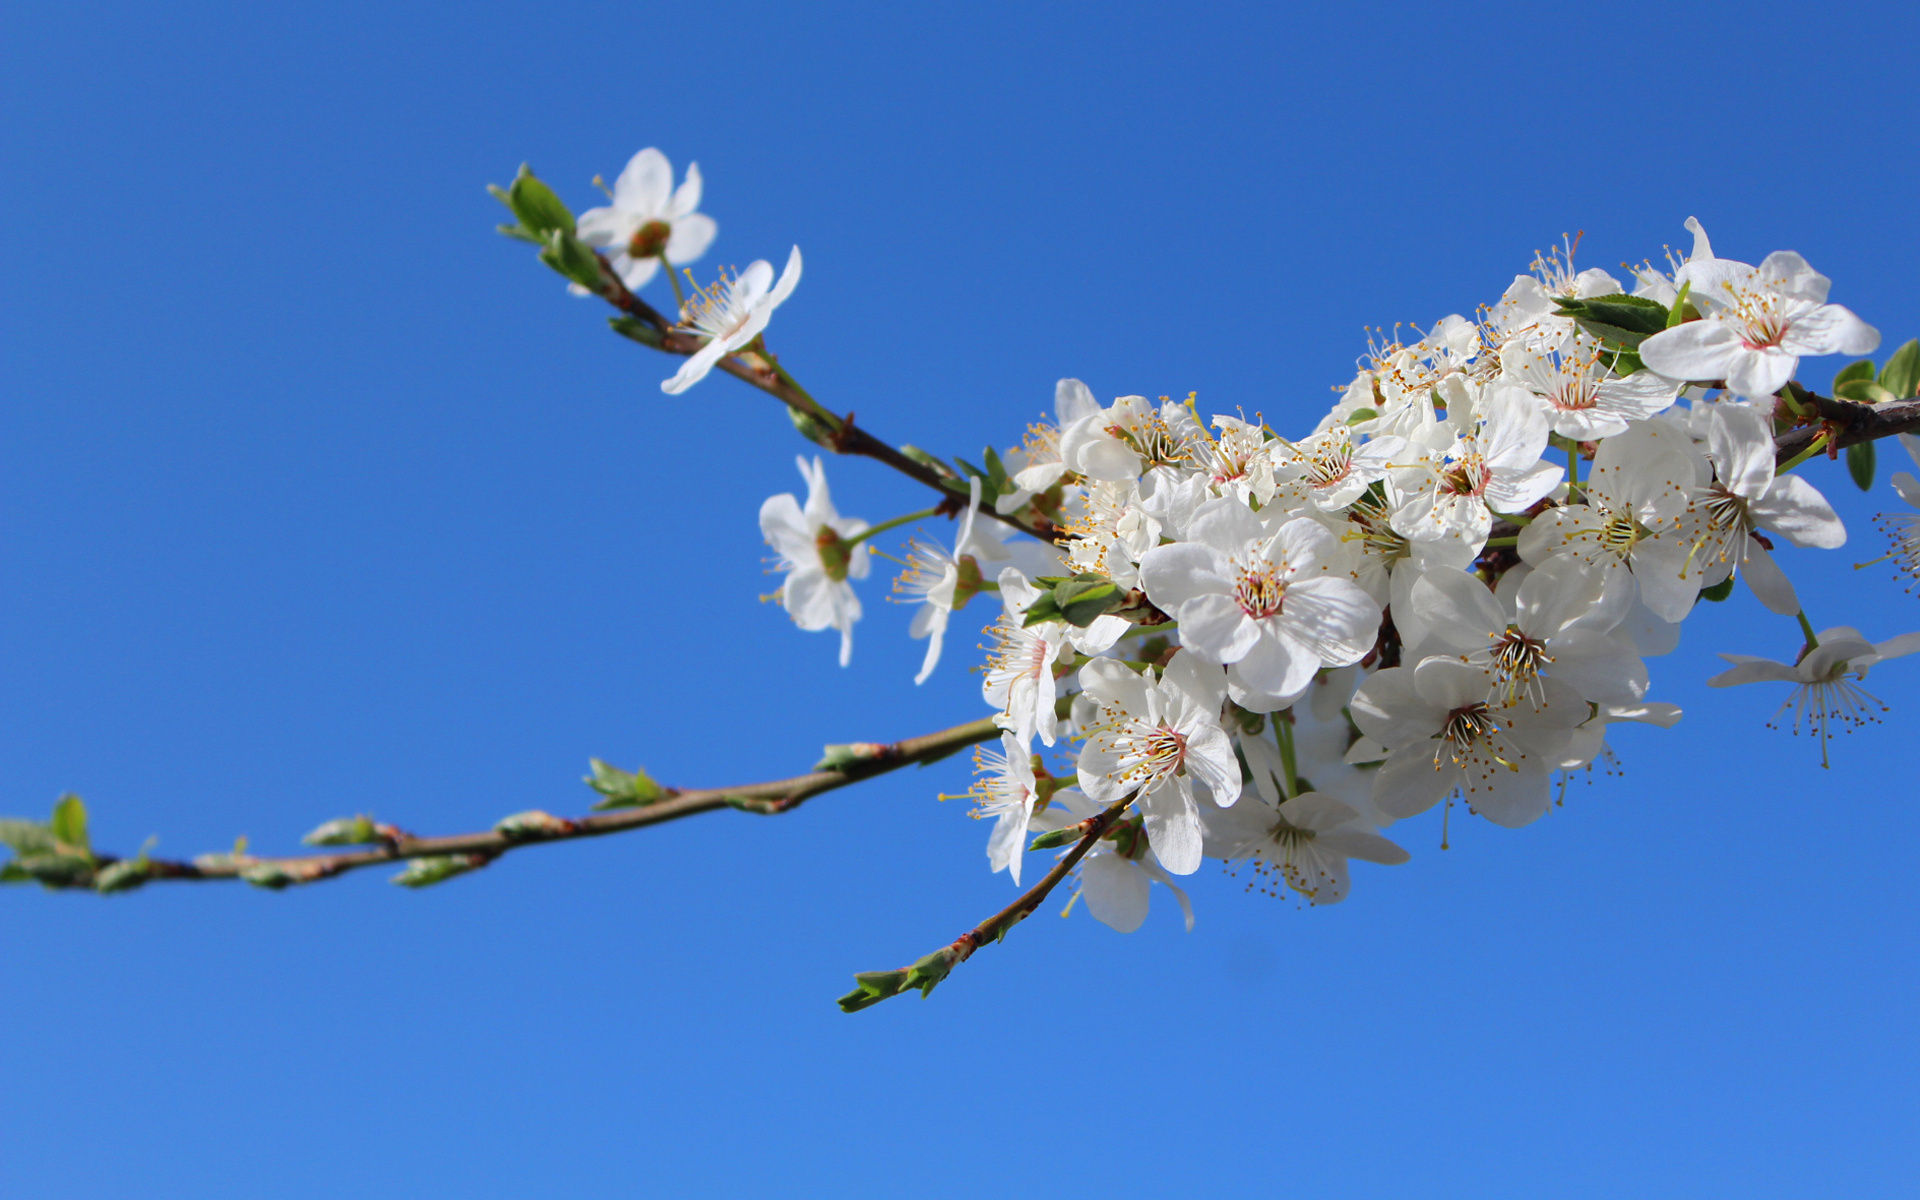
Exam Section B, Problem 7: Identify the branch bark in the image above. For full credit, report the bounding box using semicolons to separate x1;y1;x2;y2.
24;716;1004;894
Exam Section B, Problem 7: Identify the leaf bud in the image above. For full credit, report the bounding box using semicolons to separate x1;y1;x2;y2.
537;228;606;292
494;810;575;840
390;854;488;888
302;815;379;846
814;742;895;772
585;758;666;809
93;858;151;895
488;164;575;240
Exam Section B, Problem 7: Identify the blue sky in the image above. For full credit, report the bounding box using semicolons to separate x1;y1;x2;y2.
5;2;1918;1196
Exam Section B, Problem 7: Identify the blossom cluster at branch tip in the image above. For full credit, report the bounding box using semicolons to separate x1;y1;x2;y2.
738;217;1916;934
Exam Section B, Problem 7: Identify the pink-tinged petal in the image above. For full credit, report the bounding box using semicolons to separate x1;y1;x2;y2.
1639;319;1741;383
612;147;672;215
1139;542;1232;612
664;213;717;266
1349;666;1435;748
1724;346;1796;399
1752;474;1845;548
1080;855;1150;933
1739;541;1802;616
1372;748;1454;819
768;245;804;308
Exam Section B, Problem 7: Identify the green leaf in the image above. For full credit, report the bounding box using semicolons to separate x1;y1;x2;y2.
837;968;911;1012
1052;574;1126;627
1833;359;1878;388
1835;378;1896;404
608;315;664;349
12;851;93;887
1665;282;1692;328
981;446;1013;498
50;794;89;855
0;818;56;856
491;164;575;239
0;862;30;884
1602;348;1646;377
1344;407;1378;426
537;228;604;291
585;758;666;810
1555;295;1670;349
1848;440;1876;492
1880;339;1920;400
898;445;960;480
1020;590;1067;627
1698;576;1736;603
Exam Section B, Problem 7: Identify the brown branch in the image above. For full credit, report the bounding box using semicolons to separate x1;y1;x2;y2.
17;716;1004;894
1774;391;1920;467
837;790;1136;1012
589;251;1043;538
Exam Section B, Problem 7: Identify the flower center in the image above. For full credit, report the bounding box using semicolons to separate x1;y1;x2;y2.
626;219;672;260
814;527;853;581
1489;625;1554;706
1233;562;1288;619
1439;453;1491;498
1597;511;1645;558
1442;703;1499;749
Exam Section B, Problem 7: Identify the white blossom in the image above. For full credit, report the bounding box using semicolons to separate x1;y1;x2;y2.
1707;627;1920;766
759;456;869;666
575;147;716;292
1202;791;1408;905
661;247;802;395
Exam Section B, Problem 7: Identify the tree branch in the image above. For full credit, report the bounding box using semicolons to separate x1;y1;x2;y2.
11;716;1005;895
1774;391;1920;467
588;253;1048;539
837;790;1136;1012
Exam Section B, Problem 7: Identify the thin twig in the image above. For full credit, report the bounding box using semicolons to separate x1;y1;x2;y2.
22;717;1005;893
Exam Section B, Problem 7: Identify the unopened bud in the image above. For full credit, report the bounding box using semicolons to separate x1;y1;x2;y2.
303;815;379;847
94;858;151;895
390;855;488;888
494;810;575;840
815;742;895;772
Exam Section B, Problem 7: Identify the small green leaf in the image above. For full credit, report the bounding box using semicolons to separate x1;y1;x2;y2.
1880;339;1920;400
537;228;604;291
1835;378;1896;404
787;405;835;448
1556;295;1670;349
94;859;151;895
1027;827;1080;851
1833;359;1878;388
1848;440;1876;492
50;794;89;855
837;968;911;1012
981;446;1013;498
1020;590;1067;627
491;164;575;239
608;315;664;349
1698;576;1736;603
898;446;959;480
902;948;957;998
1602;348;1646;377
1052;574;1125;627
1665;282;1691;328
585;759;666;810
1344;407;1378;426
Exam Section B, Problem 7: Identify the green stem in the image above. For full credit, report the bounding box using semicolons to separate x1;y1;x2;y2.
1484;536;1519;548
844;507;943;548
1778;430;1832;474
1274;716;1300;800
1567;441;1580;491
1796;610;1820;649
658;252;687;312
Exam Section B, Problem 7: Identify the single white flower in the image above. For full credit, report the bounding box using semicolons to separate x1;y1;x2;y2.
1058;394;1198;482
1639;250;1880;396
1272;424;1407;512
1076;652;1242;875
894;478;990;684
1683;401;1846;615
1489;237;1623;353
759;456;869;666
1502;341;1680;441
982;569;1074;747
1414;556;1645;709
1202;791;1409;905
1196;413;1281;506
1392;381;1562;548
1031;789;1194;933
1707;626;1920;767
946;733;1041;886
660;246;802;395
1516;418;1703;621
1138;498;1382;704
1349;656;1585;828
574;149;717;293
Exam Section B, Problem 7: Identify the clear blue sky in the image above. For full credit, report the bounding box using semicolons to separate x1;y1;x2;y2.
5;2;1918;1196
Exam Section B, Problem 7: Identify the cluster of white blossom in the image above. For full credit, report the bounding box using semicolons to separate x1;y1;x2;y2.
573;150;1920;935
